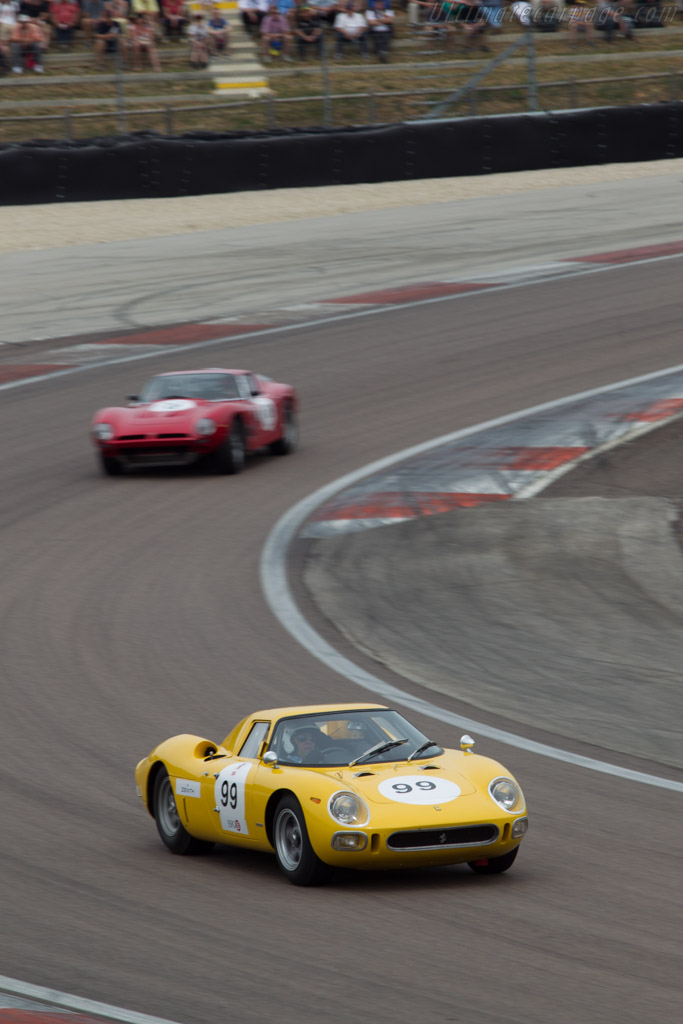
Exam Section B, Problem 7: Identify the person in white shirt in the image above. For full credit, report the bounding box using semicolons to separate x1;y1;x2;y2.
334;0;367;56
0;0;19;50
237;0;269;34
187;13;210;66
510;0;532;25
365;0;393;60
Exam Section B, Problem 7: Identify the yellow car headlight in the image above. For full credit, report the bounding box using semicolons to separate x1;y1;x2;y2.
328;791;369;827
488;777;525;814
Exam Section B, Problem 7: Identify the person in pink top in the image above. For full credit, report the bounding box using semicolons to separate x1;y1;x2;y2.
130;10;160;70
260;2;292;59
49;0;78;47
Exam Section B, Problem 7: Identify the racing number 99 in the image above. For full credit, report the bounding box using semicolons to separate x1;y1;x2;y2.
221;781;238;809
392;781;436;794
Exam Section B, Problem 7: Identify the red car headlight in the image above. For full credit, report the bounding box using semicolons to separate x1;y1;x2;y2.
195;418;218;437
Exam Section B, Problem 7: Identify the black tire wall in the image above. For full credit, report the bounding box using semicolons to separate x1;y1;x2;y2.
2;104;682;205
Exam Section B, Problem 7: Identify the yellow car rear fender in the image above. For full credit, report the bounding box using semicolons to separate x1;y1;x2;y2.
136;734;229;816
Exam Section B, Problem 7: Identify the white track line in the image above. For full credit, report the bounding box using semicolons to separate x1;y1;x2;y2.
0;975;183;1024
260;368;683;794
3;248;683;393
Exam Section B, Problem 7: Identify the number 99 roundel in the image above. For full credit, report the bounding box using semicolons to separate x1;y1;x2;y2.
378;775;461;805
214;762;252;835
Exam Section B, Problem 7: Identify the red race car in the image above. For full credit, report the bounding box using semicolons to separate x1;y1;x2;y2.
91;368;297;476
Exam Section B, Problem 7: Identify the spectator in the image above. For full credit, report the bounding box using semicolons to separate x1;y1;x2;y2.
596;0;634;37
454;0;488;49
161;0;186;40
510;0;533;25
11;12;43;70
407;0;419;24
413;0;457;47
36;6;50;46
81;0;107;45
334;0;367;56
566;0;595;44
366;0;393;59
277;0;296;22
294;1;322;57
260;2;293;59
309;0;339;26
479;0;504;29
0;0;19;55
237;0;268;33
187;11;209;64
130;10;160;67
129;0;159;28
533;0;562;31
108;0;132;44
50;0;78;47
93;10;122;65
634;0;663;27
206;4;230;52
19;0;48;18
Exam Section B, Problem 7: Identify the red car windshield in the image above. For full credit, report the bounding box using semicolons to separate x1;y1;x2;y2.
139;373;241;402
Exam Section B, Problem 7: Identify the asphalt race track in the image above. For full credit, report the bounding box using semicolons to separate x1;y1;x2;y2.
1;175;683;1024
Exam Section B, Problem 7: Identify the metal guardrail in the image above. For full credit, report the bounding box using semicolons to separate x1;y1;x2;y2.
0;70;681;140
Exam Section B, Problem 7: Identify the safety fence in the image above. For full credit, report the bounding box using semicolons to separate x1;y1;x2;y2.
2;69;683;143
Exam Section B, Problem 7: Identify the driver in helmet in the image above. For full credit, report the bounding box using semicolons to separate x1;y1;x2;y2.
289;726;324;764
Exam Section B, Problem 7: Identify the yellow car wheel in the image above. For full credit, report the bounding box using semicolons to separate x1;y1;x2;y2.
467;846;519;875
153;767;213;856
273;795;332;887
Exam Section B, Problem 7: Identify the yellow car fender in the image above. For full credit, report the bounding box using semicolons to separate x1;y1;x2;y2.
255;764;358;855
135;734;228;815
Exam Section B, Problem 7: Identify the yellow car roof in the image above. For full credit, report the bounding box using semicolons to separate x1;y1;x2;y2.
249;703;389;719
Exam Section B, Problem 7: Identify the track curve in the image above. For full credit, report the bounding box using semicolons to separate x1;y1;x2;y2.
1;175;683;1024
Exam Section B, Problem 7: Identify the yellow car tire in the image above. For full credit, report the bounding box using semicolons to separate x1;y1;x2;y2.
272;795;332;887
153;767;213;856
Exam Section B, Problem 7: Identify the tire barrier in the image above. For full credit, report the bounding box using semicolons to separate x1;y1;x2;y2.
1;103;683;205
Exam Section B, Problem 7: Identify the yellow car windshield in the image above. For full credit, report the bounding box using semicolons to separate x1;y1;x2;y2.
270;709;443;767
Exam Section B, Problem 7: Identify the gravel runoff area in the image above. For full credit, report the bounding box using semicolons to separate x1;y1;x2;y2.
304;419;683;773
5;157;683;254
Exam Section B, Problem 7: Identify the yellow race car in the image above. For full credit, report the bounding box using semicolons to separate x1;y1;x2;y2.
135;703;528;885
